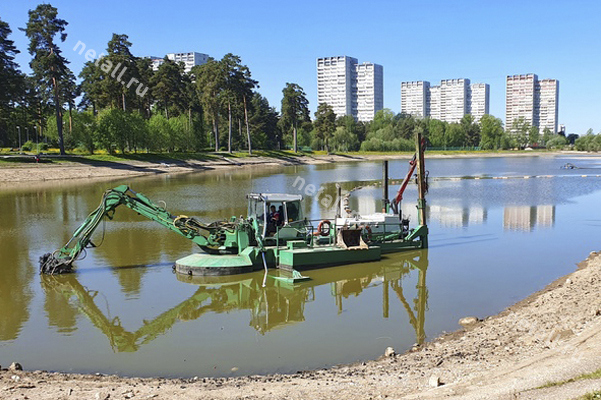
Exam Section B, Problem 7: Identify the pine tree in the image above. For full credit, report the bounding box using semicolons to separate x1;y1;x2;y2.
22;4;74;155
281;83;310;152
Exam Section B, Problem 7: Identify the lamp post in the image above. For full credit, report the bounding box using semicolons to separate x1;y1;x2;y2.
17;126;21;149
35;126;39;152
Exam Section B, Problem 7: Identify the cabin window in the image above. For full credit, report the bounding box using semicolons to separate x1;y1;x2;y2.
285;201;301;222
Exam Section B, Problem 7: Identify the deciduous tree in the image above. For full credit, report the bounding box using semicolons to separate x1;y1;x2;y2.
479;115;504;150
510;117;531;148
461;114;480;147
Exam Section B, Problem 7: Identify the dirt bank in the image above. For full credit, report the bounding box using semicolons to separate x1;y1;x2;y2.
0;151;568;184
3;251;601;399
0;154;327;184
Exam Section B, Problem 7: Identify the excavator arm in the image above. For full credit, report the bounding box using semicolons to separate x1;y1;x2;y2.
40;185;224;274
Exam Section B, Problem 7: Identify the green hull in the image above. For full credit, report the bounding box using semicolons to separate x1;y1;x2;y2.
175;252;257;276
175;245;382;276
278;245;381;270
175;228;426;276
175;245;380;276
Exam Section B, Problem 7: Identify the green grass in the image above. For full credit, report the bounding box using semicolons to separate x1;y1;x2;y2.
0;147;558;167
336;149;544;157
82;153;217;163
579;390;601;399
0;149;312;166
81;150;307;163
538;367;601;389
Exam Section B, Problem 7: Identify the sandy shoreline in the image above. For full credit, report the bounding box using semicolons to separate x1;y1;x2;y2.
0;151;579;185
3;250;601;399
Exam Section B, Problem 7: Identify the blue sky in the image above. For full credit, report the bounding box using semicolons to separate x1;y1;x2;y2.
2;0;599;134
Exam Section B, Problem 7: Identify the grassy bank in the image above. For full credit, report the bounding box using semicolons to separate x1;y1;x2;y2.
0;147;554;166
0;149;323;165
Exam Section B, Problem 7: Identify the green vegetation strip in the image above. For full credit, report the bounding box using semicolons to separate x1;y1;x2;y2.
579;390;601;400
538;367;601;389
0;150;317;166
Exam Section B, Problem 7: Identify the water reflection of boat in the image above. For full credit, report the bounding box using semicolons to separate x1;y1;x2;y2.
561;163;577;169
41;251;428;351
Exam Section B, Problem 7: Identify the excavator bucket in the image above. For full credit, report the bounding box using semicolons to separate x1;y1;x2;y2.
39;253;73;274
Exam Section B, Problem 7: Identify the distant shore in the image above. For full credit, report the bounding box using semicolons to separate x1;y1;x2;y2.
0;150;585;185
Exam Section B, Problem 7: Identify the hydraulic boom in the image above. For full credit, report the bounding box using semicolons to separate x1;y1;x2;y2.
39;185;240;274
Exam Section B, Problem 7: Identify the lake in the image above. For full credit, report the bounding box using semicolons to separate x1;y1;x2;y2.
1;154;600;377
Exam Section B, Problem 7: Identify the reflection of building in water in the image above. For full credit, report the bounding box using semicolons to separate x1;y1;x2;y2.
536;205;555;228
40;251;429;351
356;194;379;216
504;206;534;231
428;205;487;228
503;205;555;231
468;206;485;225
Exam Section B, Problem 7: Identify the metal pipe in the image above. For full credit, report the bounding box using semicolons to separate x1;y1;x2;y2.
382;160;389;213
261;252;268;288
415;130;428;242
335;184;341;218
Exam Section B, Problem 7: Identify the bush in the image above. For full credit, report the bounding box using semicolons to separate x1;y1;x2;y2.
21;141;33;151
575;134;601;152
329;126;359;152
20;141;49;152
360;136;414;152
147;114;171;151
96;109;149;153
545;136;567;150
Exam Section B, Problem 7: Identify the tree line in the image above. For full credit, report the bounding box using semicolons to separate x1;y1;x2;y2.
0;4;308;155
0;4;586;155
307;109;574;152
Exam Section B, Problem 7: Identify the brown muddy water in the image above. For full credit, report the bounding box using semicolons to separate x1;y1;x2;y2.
1;155;600;377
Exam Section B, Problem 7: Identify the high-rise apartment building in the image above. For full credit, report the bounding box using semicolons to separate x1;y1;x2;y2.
401;81;429;117
151;52;209;73
468;83;490;122
440;78;469;123
537;79;559;133
428;85;441;120
355;63;384;122
505;74;537;129
317;56;383;122
506;74;559;133
317;56;357;117
401;78;489;123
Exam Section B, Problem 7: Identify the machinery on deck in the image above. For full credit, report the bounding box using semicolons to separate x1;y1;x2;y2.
335;133;429;251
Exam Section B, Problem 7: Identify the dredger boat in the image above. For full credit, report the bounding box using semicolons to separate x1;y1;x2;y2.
40;132;428;278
